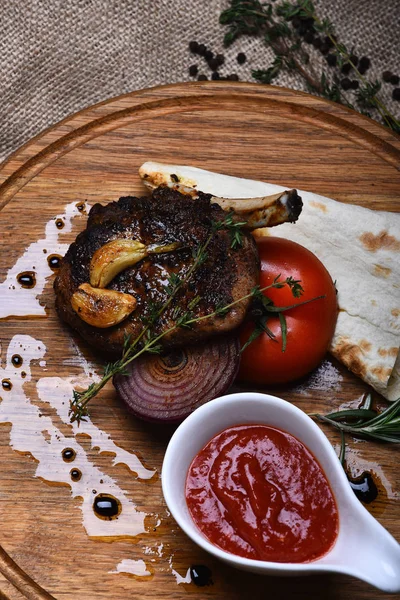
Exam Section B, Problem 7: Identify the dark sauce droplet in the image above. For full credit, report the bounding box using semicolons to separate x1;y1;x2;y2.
93;494;121;520
75;202;86;212
62;448;76;462
70;468;82;481
47;254;62;271
348;471;378;504
12;354;23;368
190;565;213;587
21;371;27;378
17;271;36;288
55;219;64;229
2;379;12;391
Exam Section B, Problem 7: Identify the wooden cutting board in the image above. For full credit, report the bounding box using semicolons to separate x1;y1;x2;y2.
0;82;399;600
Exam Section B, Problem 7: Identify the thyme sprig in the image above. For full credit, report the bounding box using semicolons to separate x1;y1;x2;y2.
241;276;325;353
221;0;322;92
69;215;298;424
311;393;400;444
219;0;399;133
172;274;317;354
70;277;302;424
212;211;247;249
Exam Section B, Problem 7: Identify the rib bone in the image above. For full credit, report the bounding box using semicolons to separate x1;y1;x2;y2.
212;190;302;229
139;162;302;229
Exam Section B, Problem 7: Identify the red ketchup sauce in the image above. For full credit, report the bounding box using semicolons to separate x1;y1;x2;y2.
185;425;338;563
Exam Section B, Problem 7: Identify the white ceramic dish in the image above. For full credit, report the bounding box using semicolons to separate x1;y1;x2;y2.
162;392;400;593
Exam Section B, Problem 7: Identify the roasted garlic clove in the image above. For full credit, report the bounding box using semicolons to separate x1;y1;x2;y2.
90;238;183;288
147;241;182;254
90;239;147;288
71;283;137;328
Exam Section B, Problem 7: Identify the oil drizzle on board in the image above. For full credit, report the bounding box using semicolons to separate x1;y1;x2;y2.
0;201;87;319
0;334;155;539
171;566;192;584
109;559;153;579
37;376;156;480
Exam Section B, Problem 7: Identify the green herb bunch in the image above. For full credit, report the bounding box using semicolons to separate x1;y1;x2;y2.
220;0;399;133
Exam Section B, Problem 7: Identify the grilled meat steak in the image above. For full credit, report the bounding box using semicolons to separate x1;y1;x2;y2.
55;186;302;356
55;188;258;355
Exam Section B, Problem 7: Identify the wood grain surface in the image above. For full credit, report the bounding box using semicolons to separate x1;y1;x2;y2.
0;82;399;600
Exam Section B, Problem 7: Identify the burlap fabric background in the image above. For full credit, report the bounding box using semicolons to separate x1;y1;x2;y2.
1;0;399;163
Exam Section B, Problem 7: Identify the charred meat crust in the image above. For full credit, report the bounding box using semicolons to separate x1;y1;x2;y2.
286;190;303;222
54;188;259;356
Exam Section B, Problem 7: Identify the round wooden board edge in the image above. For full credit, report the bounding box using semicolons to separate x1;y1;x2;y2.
1;82;399;201
0;546;56;600
0;80;399;600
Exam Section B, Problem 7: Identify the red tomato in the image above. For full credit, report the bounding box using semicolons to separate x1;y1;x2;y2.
238;237;338;385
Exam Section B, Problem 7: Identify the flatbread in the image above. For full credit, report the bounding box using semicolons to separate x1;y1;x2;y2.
139;162;400;402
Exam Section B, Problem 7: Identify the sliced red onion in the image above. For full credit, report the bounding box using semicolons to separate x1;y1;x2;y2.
113;336;240;423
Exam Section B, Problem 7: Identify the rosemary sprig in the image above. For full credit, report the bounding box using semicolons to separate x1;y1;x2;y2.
311;394;400;444
219;0;399;133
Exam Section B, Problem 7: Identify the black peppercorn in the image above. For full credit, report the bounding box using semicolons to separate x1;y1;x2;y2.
392;88;400;101
341;63;352;75
208;58;219;71
358;56;370;74
292;16;302;29
350;80;359;90
320;42;330;55
189;41;199;54
324;36;334;49
216;54;225;66
312;36;322;49
298;22;308;36
341;77;352;91
189;64;198;77
197;74;207;81
237;52;246;65
304;31;314;44
197;44;206;56
227;73;239;81
205;50;214;61
349;54;359;66
390;75;400;85
304;17;314;30
326;54;337;67
382;70;393;82
211;71;220;80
